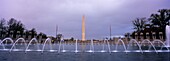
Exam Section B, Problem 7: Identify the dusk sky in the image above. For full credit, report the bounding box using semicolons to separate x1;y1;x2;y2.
0;0;170;39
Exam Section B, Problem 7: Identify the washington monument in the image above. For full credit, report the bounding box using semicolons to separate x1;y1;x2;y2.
82;15;86;41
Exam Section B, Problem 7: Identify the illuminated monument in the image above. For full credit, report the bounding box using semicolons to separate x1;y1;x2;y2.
82;15;86;41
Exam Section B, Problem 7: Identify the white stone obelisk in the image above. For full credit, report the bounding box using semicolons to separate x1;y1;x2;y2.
82;15;86;41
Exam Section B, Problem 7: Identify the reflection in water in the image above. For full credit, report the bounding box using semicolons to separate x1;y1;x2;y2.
81;41;86;52
80;41;86;61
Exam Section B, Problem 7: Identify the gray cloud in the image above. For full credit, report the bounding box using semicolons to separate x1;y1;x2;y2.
0;0;170;39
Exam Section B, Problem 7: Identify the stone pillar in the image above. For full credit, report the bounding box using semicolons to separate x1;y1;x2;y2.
39;35;42;43
152;32;156;40
135;33;138;40
16;31;20;39
124;33;128;44
28;32;32;40
146;32;150;39
10;31;13;38
23;33;26;39
140;33;143;39
5;32;8;38
159;32;163;40
34;32;37;38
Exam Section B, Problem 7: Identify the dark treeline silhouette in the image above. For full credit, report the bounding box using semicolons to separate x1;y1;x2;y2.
131;9;170;40
0;18;47;40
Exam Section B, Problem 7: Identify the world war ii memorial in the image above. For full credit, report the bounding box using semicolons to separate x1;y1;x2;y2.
0;0;170;61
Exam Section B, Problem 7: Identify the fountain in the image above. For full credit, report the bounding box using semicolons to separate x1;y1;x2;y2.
141;39;157;53
0;37;169;59
25;38;40;53
75;39;78;53
41;38;52;53
165;25;170;47
0;37;169;61
106;39;111;53
58;39;62;53
9;38;27;52
152;39;169;51
115;39;127;53
128;39;143;53
0;37;169;53
101;39;111;53
58;38;66;53
0;38;14;49
101;39;106;52
87;39;94;53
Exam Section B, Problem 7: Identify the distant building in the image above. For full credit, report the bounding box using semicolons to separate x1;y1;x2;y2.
56;34;63;41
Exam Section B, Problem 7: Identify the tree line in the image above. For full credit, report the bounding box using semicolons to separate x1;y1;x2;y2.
0;18;47;39
132;9;170;39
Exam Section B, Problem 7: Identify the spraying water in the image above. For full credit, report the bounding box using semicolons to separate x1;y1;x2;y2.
141;39;157;53
25;38;39;53
87;39;94;53
128;39;143;53
101;40;106;52
0;38;14;49
152;40;169;51
75;39;78;53
58;39;65;53
101;39;111;53
0;38;169;53
41;38;52;53
165;25;170;47
9;38;27;52
106;39;111;53
115;39;127;54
